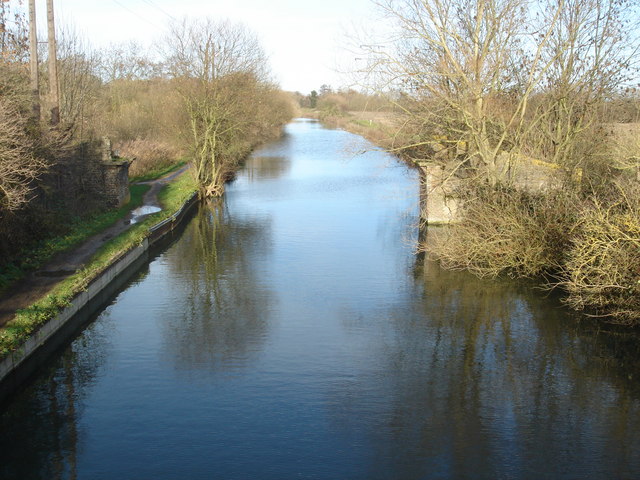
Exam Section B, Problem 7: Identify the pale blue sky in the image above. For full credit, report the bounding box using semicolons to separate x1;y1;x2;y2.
29;0;379;93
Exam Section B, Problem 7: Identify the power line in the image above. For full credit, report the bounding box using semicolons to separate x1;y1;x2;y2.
138;0;175;21
110;0;163;30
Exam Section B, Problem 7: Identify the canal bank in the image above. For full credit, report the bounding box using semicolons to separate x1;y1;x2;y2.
0;180;198;405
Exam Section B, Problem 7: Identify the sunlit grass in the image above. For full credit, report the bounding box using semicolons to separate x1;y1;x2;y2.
0;173;197;359
129;159;188;183
0;184;150;294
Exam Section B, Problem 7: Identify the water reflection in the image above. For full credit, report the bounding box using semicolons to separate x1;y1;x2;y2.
129;205;161;224
0;316;113;480
244;155;291;181
159;201;273;373
327;254;640;478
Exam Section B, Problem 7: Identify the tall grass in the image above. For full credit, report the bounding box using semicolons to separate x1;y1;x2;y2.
117;138;184;181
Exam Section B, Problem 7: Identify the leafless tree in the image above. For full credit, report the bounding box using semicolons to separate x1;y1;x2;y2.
530;0;640;172
162;17;275;197
0;0;28;63
98;41;161;82
54;24;102;138
162;17;268;83
0;99;46;212
360;0;638;185
0;2;45;212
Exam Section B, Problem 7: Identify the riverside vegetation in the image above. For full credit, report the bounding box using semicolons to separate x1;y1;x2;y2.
306;105;640;323
2;0;640;348
0;173;196;358
301;0;640;322
0;7;294;356
0;7;294;273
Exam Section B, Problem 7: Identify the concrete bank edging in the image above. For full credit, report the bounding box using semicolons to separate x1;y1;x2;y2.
0;191;199;400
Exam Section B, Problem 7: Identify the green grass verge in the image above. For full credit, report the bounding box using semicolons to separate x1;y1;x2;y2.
129;160;188;183
351;119;380;128
0;184;151;294
0;173;197;359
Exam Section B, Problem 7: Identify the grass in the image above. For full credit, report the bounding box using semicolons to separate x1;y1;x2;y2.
351;118;379;128
0;184;150;294
129;159;188;183
0;173;197;359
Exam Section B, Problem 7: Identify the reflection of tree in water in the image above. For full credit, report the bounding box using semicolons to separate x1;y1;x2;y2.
329;255;640;478
244;155;291;181
0;318;112;480
161;201;273;372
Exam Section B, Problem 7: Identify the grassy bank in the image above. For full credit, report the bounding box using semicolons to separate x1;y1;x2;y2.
0;184;150;294
0;173;197;358
301;108;406;152
130;159;188;183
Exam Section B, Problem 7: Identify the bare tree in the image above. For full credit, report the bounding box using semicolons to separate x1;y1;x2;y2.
360;0;640;299
360;0;562;185
530;0;640;172
360;0;638;187
0;0;28;63
0;99;46;212
162;17;268;83
55;24;102;138
0;0;29;107
0;1;44;212
98;41;161;82
162;17;272;197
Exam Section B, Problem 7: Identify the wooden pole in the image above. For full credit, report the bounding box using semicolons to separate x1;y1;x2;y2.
28;0;40;121
46;0;59;125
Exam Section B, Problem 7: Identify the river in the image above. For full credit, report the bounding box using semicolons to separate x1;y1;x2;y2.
1;118;640;479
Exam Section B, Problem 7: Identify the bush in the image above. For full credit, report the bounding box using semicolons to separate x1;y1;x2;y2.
0;98;47;212
426;185;578;278
561;181;640;322
117;138;182;179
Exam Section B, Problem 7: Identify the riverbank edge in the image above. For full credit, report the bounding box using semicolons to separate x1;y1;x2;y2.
0;189;199;403
311;112;640;322
304;112;458;227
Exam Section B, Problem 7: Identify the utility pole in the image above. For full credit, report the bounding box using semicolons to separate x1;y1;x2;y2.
28;0;40;121
46;0;60;125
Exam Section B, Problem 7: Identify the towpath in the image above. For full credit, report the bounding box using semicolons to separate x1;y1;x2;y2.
0;166;190;328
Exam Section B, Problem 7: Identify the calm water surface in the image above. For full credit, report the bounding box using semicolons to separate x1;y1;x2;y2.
2;119;640;479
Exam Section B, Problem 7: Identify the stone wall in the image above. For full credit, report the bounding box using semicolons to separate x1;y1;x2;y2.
417;156;561;225
418;161;460;225
102;161;131;208
101;138;132;208
497;153;563;192
38;138;131;215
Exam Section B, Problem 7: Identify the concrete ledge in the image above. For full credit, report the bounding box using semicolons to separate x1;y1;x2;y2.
0;192;199;404
417;162;460;225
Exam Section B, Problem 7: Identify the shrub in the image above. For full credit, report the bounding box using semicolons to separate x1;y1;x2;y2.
426;185;578;278
117;138;182;179
560;181;640;322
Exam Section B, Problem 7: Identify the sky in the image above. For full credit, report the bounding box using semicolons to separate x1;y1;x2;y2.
27;0;382;94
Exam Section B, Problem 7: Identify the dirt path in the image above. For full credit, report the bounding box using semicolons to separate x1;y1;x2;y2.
0;166;190;328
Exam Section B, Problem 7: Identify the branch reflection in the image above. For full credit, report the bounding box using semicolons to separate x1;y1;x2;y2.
328;253;640;478
160;201;273;373
0;317;113;480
